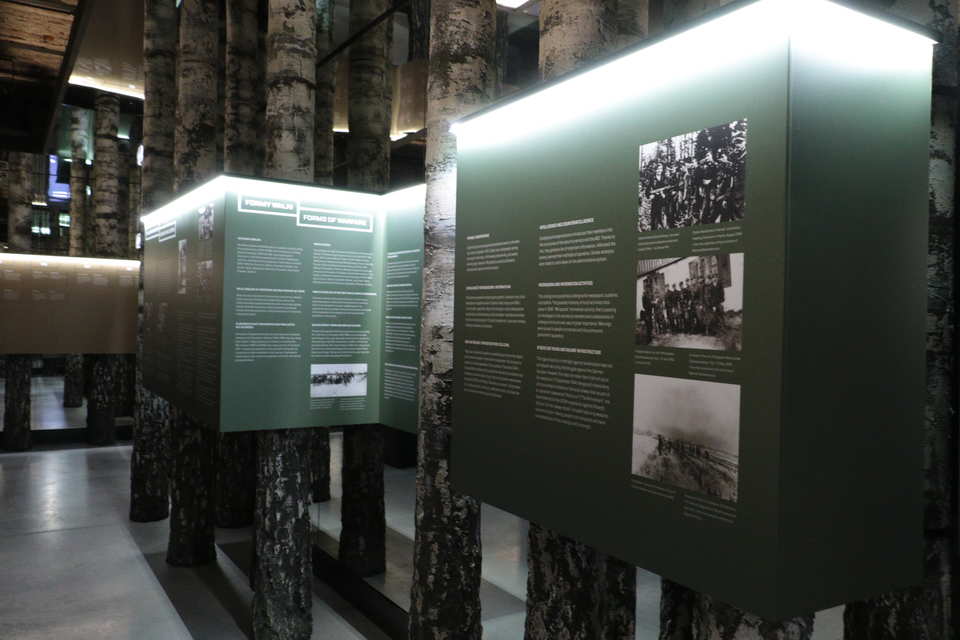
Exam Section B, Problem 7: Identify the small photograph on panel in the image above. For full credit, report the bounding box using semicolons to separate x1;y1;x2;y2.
637;119;747;233
197;259;214;303
177;239;188;295
636;254;743;351
632;374;740;502
198;203;215;240
310;363;368;398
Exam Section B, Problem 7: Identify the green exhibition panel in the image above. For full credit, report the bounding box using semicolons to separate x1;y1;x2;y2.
141;175;424;433
451;0;932;619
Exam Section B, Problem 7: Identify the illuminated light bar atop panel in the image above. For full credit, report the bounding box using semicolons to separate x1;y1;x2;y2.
450;0;934;149
0;254;139;269
140;175;420;230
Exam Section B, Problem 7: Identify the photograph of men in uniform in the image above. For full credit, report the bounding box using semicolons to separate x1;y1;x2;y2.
638;119;747;233
635;253;744;351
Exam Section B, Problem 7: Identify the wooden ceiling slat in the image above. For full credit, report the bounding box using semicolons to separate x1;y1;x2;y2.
0;0;77;14
0;3;73;50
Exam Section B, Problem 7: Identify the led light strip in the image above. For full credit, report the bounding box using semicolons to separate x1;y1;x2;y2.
450;0;934;149
141;175;425;229
0;254;139;269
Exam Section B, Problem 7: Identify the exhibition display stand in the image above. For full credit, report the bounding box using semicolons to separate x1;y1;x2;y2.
141;175;424;433
451;0;933;618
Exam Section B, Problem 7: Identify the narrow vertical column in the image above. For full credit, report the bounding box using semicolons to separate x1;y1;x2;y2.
339;0;392;578
87;92;124;446
254;1;317;637
63;109;87;408
166;0;219;563
130;0;178;523
3;152;33;452
406;0;496;636
216;0;261;530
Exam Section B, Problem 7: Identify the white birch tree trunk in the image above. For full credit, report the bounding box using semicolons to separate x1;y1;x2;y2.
407;0;496;636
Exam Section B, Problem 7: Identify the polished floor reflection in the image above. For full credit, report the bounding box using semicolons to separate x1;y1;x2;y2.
0;374;844;638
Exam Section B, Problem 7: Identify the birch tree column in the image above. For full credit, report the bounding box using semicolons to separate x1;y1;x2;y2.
87;92;124;446
216;0;260;530
64;109;89;408
406;0;496;636
166;0;218;565
254;1;316;637
310;0;337;505
523;2;636;638
339;0;391;578
131;0;177;523
844;1;957;636
2;152;34;452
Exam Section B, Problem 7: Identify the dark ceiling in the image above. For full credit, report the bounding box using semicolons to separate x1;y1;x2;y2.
0;0;92;153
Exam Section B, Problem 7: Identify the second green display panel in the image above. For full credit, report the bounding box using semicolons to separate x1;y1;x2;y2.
142;176;424;433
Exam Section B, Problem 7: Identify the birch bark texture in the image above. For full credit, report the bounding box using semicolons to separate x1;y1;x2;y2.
264;0;316;182
843;1;957;636
254;2;316;637
63;114;84;410
2;153;32;452
524;3;636;638
309;0;337;506
131;0;178;523
339;0;392;579
63;109;87;431
86;92;124;446
217;0;260;530
225;0;259;176
5;152;32;252
68;109;89;257
314;0;336;186
166;0;218;564
346;0;391;192
406;0;496;636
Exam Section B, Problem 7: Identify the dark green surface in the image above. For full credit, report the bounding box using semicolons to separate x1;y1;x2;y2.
143;177;424;434
451;21;929;618
142;194;225;428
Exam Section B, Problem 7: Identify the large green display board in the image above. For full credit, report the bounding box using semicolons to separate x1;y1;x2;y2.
451;0;932;619
142;175;424;433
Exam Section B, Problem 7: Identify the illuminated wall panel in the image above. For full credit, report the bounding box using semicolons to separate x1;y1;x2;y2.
451;0;933;618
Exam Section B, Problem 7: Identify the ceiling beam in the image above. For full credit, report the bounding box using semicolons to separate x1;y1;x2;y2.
0;38;65;57
42;0;92;152
0;0;77;14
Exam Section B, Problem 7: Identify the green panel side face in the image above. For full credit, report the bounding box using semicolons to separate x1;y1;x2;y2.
778;44;931;614
220;189;383;431
142;193;225;428
452;39;791;613
379;201;425;433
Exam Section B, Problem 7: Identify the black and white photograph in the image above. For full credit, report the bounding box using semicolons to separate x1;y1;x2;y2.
310;363;368;398
636;253;743;351
638;119;747;232
631;374;740;502
177;238;188;295
198;204;215;240
197;259;214;303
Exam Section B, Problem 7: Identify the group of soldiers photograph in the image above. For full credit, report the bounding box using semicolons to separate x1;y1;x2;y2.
638;274;726;343
638;119;747;232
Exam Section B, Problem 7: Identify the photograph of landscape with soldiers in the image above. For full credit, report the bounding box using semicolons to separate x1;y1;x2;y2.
636;253;744;351
632;374;740;503
310;363;368;398
638;119;747;232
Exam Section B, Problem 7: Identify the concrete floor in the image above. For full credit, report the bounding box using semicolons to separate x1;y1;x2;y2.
0;376;845;639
